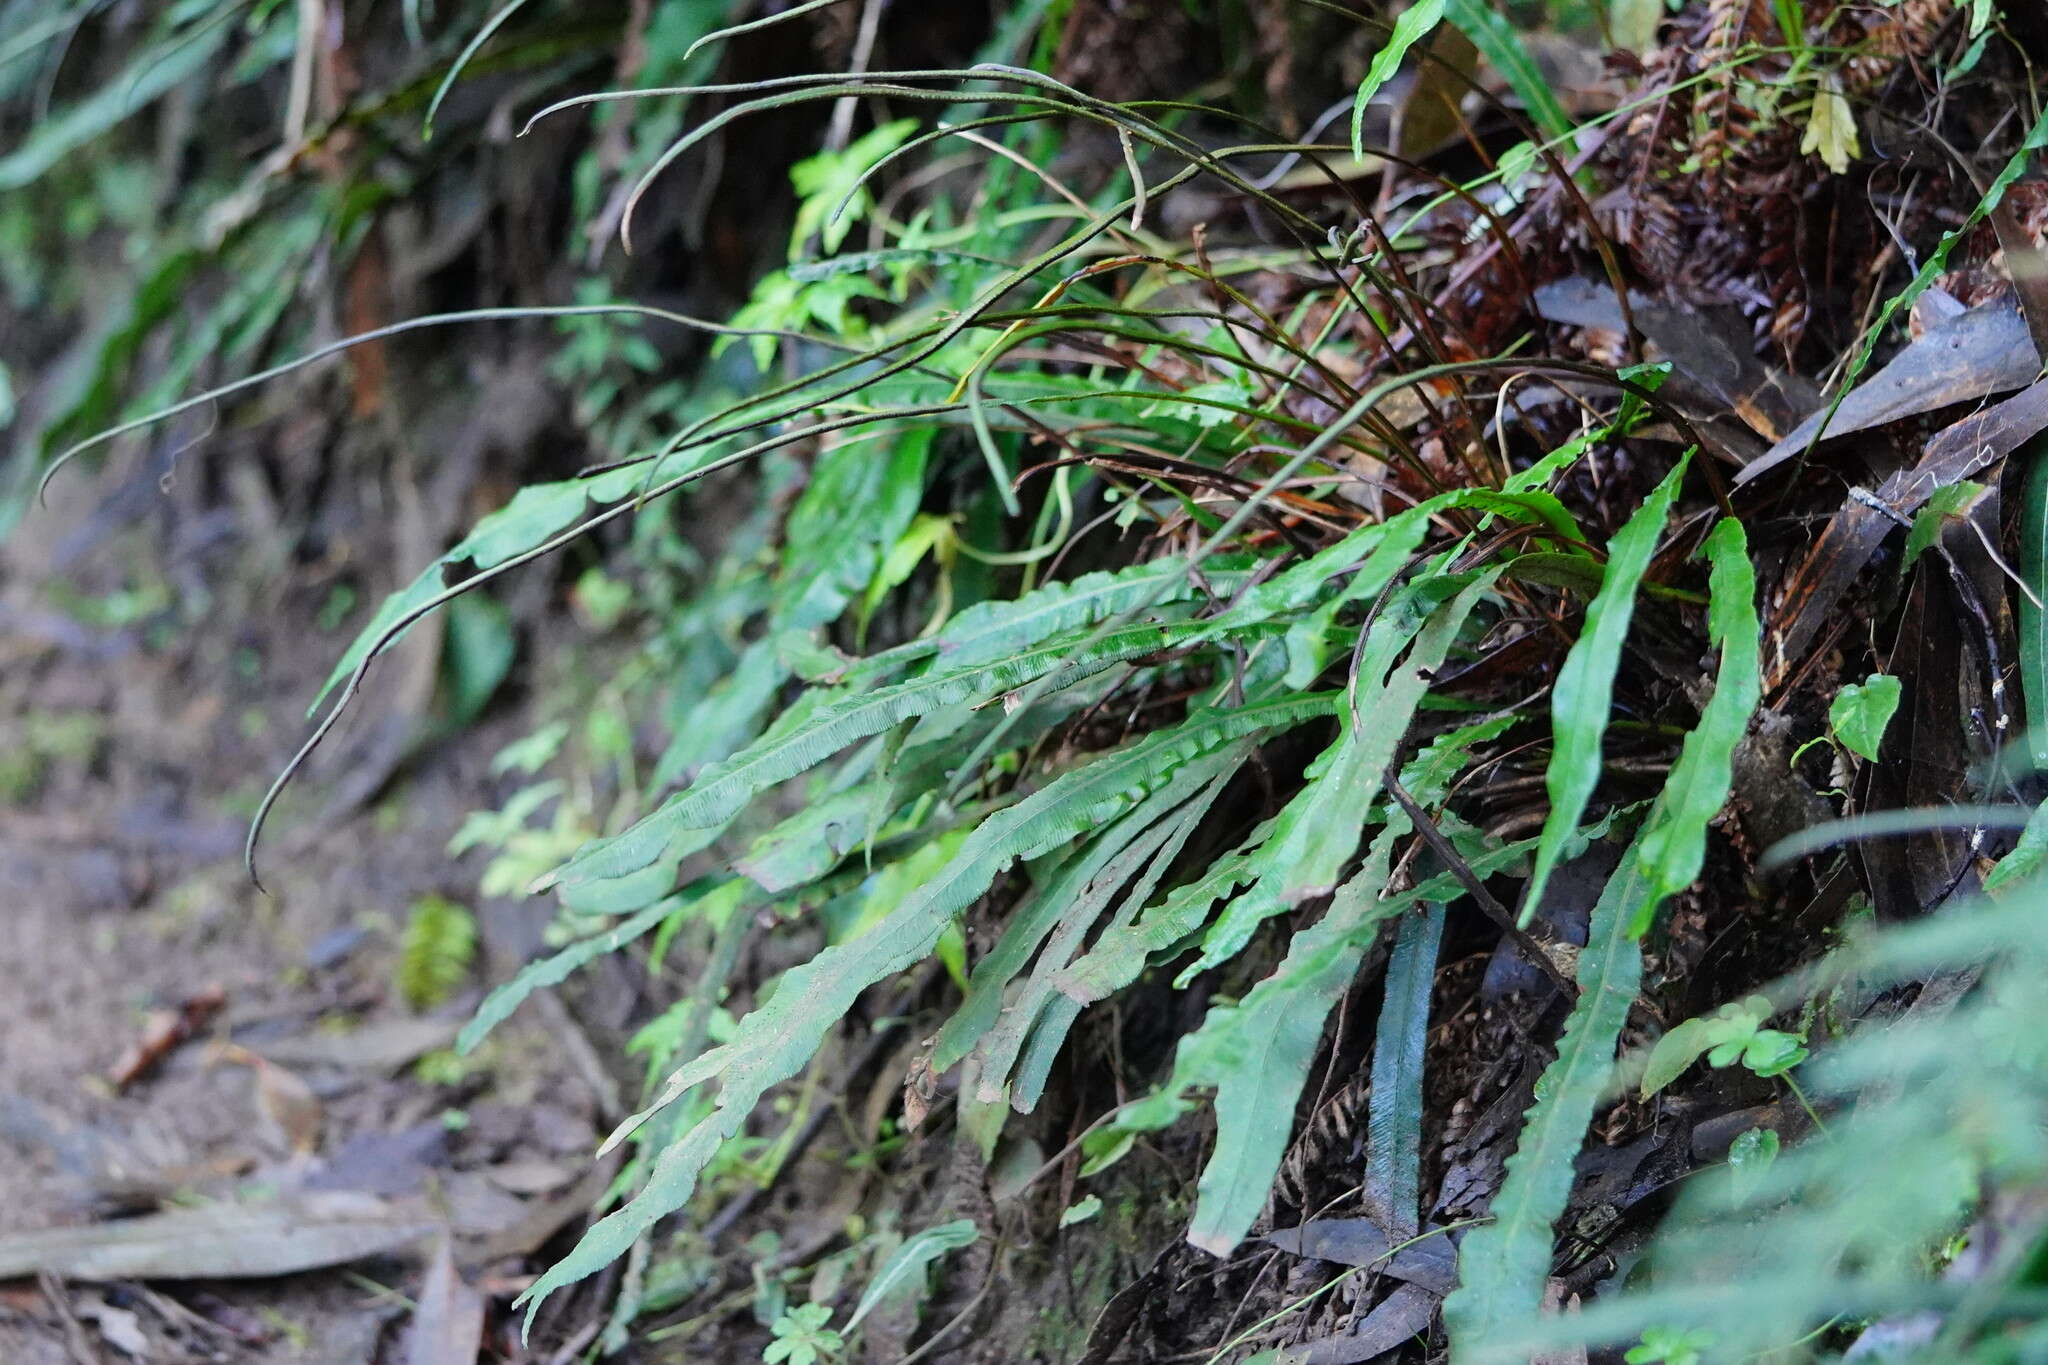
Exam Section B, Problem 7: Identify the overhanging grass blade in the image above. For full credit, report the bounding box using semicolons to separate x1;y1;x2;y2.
423;0;530;140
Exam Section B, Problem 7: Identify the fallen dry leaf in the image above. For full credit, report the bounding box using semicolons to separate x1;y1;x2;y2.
402;1237;484;1365
108;986;226;1091
77;1291;151;1359
0;1192;437;1281
1738;302;2041;485
246;1016;460;1072
214;1043;323;1157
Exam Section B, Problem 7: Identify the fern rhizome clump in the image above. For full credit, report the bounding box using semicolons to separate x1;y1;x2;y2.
31;0;2048;1359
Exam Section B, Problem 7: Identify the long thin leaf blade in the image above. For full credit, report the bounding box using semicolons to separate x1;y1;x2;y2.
1519;456;1689;926
1351;0;1448;155
844;1219;978;1332
1365;903;1444;1241
549;616;1281;891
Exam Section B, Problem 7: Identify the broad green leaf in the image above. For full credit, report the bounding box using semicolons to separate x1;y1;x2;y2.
1985;797;2048;897
1059;1195;1103;1227
1501;551;1606;596
556;844;688;917
1631;516;1762;927
843;1219;977;1331
1520;456;1689;927
1901;480;1986;572
791;118;921;255
1611;0;1664;51
1828;674;1901;764
440;594;515;726
1640;1017;1716;1097
1641;996;1804;1096
515;694;1335;1323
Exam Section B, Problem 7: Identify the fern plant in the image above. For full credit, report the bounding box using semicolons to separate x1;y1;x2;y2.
37;1;2048;1359
42;18;1752;1343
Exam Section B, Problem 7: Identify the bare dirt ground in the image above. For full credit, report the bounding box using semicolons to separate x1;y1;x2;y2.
0;446;629;1362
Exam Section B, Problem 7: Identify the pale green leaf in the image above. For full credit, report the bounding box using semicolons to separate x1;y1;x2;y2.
1985;797;2048;897
546;616;1278;892
1448;515;1760;1359
1059;1195;1103;1228
1799;76;1859;175
844;1219;977;1331
1611;0;1665;51
1185;571;1500;981
1829;674;1901;764
1445;835;1651;1360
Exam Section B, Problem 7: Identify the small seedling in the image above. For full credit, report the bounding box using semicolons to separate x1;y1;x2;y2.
763;1303;843;1365
1642;995;1809;1097
1626;1324;1715;1365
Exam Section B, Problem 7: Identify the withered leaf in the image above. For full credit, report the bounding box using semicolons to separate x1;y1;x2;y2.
402;1238;485;1365
0;1193;436;1281
1738;303;2041;486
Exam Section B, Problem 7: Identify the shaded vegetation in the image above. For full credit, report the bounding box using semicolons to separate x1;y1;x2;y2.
11;0;2048;1361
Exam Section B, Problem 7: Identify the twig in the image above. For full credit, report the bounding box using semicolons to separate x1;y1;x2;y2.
1383;770;1577;995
